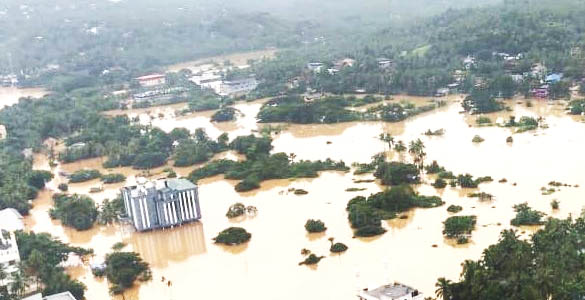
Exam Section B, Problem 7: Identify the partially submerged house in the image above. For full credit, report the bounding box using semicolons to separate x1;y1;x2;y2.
358;283;424;300
121;178;201;232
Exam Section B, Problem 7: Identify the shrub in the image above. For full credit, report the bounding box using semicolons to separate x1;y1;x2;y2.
211;107;238;122
472;135;485;143
511;203;545;226
69;169;101;183
425;161;445;174
58;183;69;192
506;136;514;143
355;225;387;237
299;254;325;266
305;219;327;233
443;215;477;239
101;173;126;184
214;227;251;245
330;242;348;253
374;162;419;185
433;178;447;188
49;194;98;230
294;189;309;195
551;200;559;210
226;203;246;218
447;205;463;213
476;116;492;125
105;252;151;294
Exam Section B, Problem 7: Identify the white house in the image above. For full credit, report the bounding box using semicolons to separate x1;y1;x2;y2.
358;283;424;300
135;74;166;87
0;208;24;287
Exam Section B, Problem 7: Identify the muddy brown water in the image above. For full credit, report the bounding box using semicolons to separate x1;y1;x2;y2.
0;87;48;109
25;95;585;300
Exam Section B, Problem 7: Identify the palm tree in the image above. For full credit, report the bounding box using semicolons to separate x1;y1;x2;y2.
409;139;427;171
435;277;453;300
379;133;394;151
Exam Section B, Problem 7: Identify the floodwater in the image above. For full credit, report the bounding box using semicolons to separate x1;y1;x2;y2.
26;95;585;300
166;49;277;73
0;86;48;109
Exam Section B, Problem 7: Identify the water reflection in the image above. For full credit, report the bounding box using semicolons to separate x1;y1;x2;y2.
127;222;207;268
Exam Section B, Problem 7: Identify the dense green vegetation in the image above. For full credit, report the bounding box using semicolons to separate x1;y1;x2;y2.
10;232;92;300
510;203;545;226
101;173;126;184
347;185;443;237
305;219;327;233
447;205;463;213
69;169;102;183
330;243;348;253
568;99;585;115
214;227;252;245
211;107;239;122
0;154;53;214
298;254;325;266
437;216;585;299
443;216;477;243
257;95;439;124
49;194;99;231
105;252;151;294
188;135;348;191
374;162;420;186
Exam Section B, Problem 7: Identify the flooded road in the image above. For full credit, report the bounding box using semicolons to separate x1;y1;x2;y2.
0;86;48;109
26;96;585;300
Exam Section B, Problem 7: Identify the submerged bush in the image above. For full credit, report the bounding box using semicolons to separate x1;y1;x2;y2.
510;203;545;226
214;227;252;245
305;219;327;233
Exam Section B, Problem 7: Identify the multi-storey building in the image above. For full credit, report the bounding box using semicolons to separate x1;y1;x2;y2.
121;178;201;232
0;208;24;287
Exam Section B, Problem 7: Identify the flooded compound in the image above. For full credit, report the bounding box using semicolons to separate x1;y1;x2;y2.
25;95;585;300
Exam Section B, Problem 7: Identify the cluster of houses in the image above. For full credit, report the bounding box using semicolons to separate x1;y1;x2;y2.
434;52;570;99
307;57;394;75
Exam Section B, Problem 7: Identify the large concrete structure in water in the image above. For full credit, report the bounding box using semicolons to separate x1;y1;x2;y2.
121;178;201;231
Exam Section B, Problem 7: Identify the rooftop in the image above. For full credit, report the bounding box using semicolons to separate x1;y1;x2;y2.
165;178;197;191
360;283;420;300
136;74;165;81
44;291;77;300
0;208;24;232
